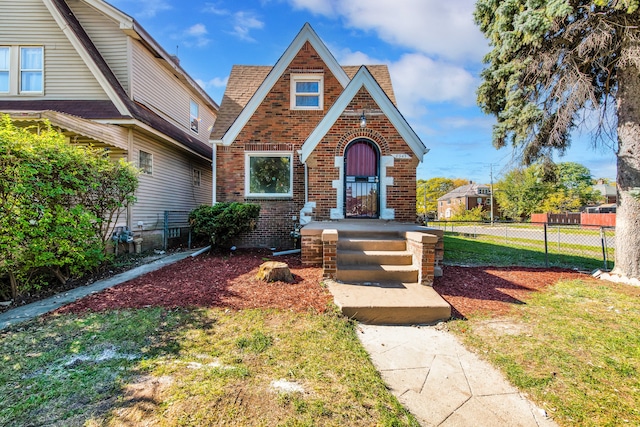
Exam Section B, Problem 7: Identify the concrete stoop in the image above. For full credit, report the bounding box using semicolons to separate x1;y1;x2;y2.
330;230;451;325
326;280;451;325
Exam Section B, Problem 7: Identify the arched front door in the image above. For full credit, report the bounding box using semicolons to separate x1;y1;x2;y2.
344;139;379;218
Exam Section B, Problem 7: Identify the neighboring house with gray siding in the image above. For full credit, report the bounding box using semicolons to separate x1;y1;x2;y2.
0;0;218;250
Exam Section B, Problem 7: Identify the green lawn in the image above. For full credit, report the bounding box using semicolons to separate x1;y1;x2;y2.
0;308;418;426
447;279;640;427
444;234;612;271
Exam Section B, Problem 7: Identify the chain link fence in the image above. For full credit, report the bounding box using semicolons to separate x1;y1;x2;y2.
425;220;615;271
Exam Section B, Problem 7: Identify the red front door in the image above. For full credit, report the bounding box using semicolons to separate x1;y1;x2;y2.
344;139;379;218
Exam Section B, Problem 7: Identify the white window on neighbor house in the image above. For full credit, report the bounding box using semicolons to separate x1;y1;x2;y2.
139;150;153;175
245;152;293;198
0;47;9;93
477;197;483;204
190;100;199;133
445;208;452;218
20;46;43;93
290;74;323;110
193;168;201;187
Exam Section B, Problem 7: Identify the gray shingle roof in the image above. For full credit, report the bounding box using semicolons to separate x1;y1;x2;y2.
438;183;490;201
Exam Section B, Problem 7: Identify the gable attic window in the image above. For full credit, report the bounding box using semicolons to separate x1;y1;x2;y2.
20;47;43;93
190;100;199;133
245;152;293;198
290;74;323;110
139;150;153;175
0;47;8;93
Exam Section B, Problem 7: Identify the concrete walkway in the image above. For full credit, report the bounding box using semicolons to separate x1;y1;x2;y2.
357;324;557;427
0;251;194;330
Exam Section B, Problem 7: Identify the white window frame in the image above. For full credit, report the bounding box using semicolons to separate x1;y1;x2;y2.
290;74;323;110
193;168;201;187
245;151;293;198
19;46;43;94
0;47;9;93
190;99;199;133
139;150;153;175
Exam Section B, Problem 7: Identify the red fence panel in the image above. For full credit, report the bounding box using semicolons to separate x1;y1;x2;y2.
581;213;616;227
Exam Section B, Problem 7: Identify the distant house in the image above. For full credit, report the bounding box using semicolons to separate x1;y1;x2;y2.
0;0;218;249
593;181;617;204
437;182;497;219
211;23;428;250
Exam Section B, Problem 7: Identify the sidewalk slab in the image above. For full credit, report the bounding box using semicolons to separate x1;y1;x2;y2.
357;324;557;427
0;251;194;330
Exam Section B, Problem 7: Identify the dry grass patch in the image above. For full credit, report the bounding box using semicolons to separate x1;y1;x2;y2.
1;308;417;426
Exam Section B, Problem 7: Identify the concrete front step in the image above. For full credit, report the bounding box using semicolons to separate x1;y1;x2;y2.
338;249;413;266
338;238;406;252
336;264;418;284
326;280;451;325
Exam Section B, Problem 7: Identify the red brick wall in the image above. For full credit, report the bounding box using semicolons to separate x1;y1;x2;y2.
308;87;419;222
217;43;420;247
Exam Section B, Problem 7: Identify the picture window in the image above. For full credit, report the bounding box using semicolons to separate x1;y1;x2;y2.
245;152;293;198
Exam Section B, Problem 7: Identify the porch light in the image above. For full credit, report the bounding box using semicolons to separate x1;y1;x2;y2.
359;112;367;128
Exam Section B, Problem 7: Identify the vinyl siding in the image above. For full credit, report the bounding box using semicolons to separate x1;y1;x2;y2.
67;0;129;93
131;131;212;232
0;0;107;100
130;40;216;145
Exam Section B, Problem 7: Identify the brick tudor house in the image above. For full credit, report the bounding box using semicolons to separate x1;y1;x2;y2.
211;24;443;284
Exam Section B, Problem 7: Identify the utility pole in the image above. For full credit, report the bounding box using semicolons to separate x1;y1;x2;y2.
490;164;494;225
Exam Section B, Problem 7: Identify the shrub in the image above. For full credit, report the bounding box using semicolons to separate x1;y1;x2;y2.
189;202;261;249
0;115;138;298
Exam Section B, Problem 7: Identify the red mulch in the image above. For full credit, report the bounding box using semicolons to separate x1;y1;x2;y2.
54;249;331;316
433;266;592;318
53;249;595;319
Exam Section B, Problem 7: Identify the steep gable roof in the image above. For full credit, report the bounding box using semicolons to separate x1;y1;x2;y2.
210;64;396;141
300;66;428;162
212;23;350;145
34;0;214;159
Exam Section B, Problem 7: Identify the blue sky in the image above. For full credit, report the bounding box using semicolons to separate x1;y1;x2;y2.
108;0;618;184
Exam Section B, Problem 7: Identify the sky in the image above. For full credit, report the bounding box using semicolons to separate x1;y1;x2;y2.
108;0;618;184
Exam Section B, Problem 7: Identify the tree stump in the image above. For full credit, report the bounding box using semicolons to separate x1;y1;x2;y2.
256;261;293;283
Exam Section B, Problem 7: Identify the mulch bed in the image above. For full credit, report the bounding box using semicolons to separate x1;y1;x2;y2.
433;266;592;318
47;250;595;319
54;249;332;316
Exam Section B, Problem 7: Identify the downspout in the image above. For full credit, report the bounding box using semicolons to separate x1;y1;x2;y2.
212;142;217;205
127;128;134;230
304;162;308;204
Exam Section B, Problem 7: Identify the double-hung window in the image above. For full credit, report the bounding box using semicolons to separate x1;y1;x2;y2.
245;152;293;198
190;100;199;133
290;74;323;110
139;150;153;175
0;47;9;93
20;47;43;93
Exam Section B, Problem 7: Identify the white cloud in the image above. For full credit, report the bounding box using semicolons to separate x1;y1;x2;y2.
110;0;171;18
287;0;336;16
230;11;265;42
182;23;211;48
203;7;265;42
390;54;477;116
287;0;487;63
202;3;230;15
197;76;229;90
334;48;477;116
